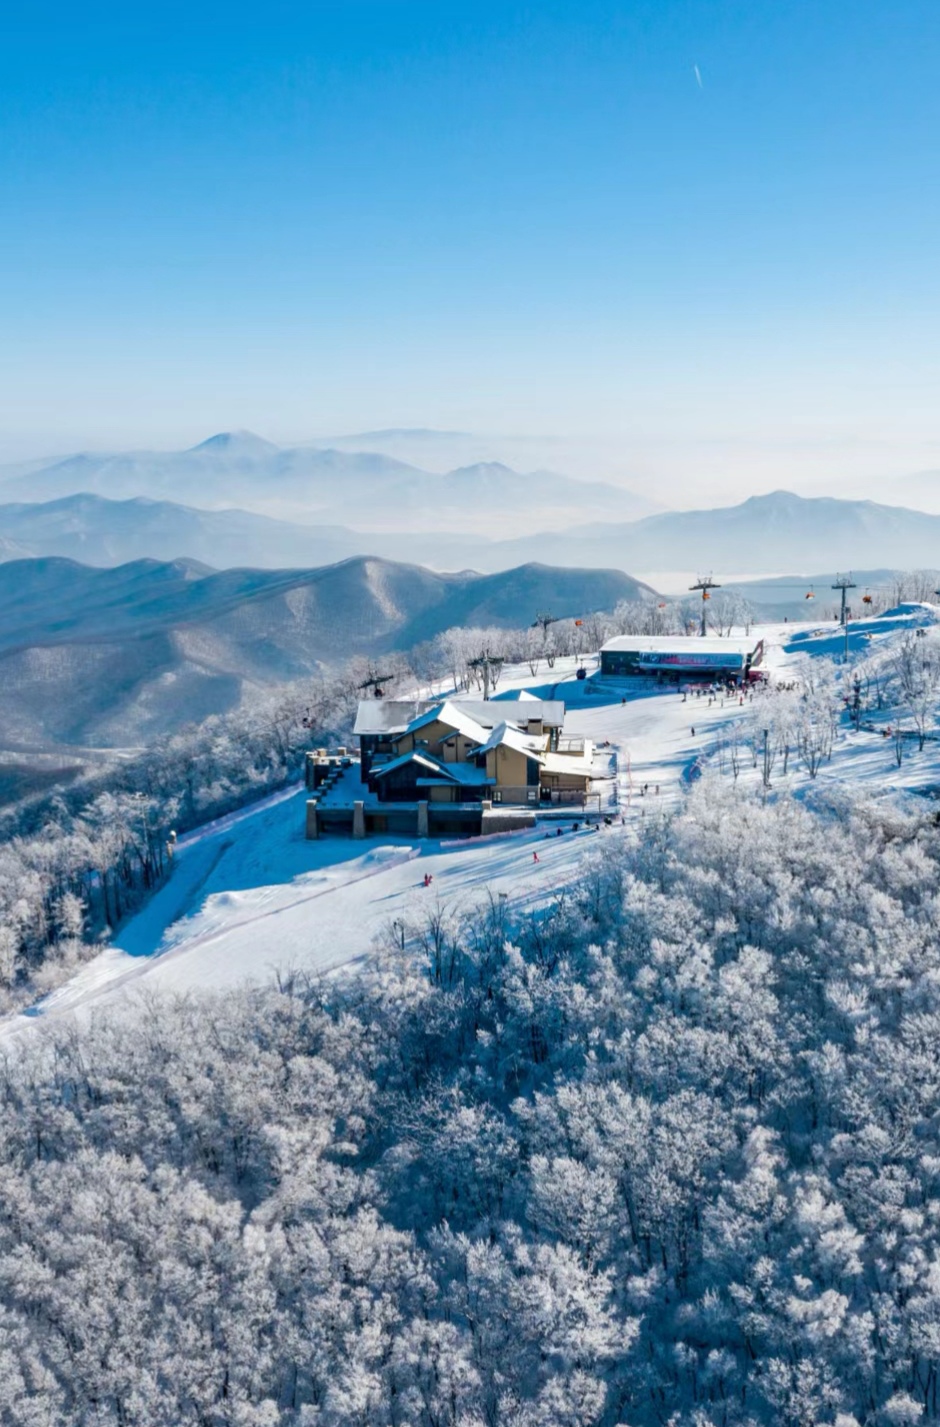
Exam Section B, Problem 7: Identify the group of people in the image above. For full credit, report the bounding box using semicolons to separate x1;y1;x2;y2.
682;679;755;709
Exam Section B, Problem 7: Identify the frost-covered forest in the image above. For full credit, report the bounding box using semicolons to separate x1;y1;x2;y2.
0;682;336;1012
2;781;940;1425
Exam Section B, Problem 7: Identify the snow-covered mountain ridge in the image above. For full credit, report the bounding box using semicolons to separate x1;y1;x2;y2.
0;432;656;536
0;554;651;747
2;481;940;577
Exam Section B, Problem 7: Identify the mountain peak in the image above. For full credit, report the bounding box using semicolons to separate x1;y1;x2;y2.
449;461;518;479
188;431;279;456
743;489;804;507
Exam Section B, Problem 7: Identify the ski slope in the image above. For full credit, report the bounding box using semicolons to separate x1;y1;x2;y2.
10;616;935;1042
4;804;610;1040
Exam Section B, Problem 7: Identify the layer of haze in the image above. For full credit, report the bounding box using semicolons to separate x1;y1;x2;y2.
1;0;939;506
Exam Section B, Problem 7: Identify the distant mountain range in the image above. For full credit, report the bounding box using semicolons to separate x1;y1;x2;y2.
0;431;656;536
0;556;650;748
483;491;940;575
0;494;363;569
3;488;940;577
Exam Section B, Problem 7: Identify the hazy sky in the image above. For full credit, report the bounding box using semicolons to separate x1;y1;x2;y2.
2;0;939;504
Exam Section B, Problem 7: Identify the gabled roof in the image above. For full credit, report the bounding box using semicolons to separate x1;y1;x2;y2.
473;721;546;761
372;749;445;780
405;700;489;745
372;748;493;786
355;696;566;739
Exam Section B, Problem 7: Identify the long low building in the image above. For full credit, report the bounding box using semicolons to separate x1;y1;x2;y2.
599;634;764;681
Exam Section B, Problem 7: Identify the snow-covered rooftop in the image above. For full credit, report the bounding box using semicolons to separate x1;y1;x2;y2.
542;747;596;778
354;700;435;736
406;700;490;745
371;748;494;786
472;721;545;760
354;697;565;737
455;698;565;727
600;635;762;656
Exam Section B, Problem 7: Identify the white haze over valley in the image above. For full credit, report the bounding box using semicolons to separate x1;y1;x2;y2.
4;430;940;586
7;422;940;514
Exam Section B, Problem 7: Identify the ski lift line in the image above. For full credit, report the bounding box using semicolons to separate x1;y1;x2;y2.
358;667;395;700
677;582;897;592
666;580;904;591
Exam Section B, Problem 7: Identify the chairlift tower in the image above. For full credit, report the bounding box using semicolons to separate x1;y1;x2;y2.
468;651;504;700
532;611;558;637
689;575;721;637
832;574;856;665
831;573;856;628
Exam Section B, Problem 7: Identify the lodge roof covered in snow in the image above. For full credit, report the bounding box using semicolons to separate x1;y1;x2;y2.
599;635;761;656
353;700;435;736
472;721;545;759
371;749;495;787
354;697;565;737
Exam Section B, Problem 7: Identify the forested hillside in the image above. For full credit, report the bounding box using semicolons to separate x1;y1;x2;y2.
0;555;649;746
2;782;939;1425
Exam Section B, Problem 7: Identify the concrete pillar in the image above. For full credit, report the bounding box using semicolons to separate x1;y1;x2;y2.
416;800;429;838
305;799;319;839
352;800;366;839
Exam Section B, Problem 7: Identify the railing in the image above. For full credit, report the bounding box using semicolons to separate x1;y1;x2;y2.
490;787;541;805
491;786;602;811
545;789;601;809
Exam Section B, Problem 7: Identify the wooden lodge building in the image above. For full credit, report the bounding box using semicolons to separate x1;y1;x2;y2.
354;695;594;806
304;695;601;841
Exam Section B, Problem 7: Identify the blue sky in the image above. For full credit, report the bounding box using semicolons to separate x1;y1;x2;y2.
1;0;939;501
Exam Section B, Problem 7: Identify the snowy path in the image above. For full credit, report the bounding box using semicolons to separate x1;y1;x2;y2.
0;795;604;1041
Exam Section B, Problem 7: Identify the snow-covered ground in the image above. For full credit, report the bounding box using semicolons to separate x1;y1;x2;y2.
761;603;940;798
6;613;939;1043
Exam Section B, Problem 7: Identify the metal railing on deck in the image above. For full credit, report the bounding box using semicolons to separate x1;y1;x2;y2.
491;786;601;810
